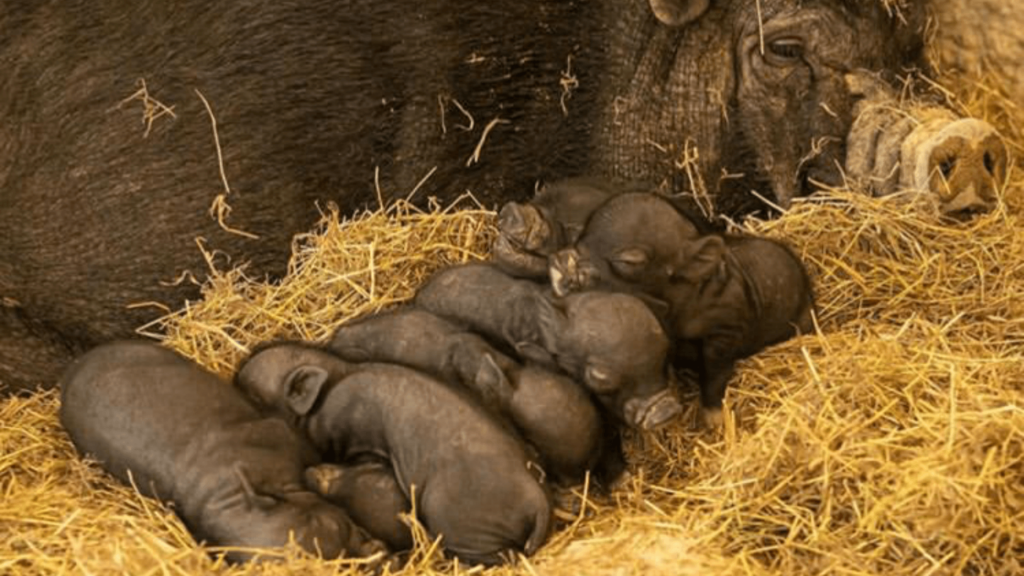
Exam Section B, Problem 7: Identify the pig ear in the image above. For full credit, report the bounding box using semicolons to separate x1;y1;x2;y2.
677;235;727;283
331;345;371;363
234;463;278;510
282;365;329;416
648;0;711;27
475;353;515;402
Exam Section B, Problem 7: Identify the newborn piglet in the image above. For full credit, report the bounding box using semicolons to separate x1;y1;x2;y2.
305;459;413;552
667;235;815;425
328;308;606;484
548;192;815;426
59;340;383;563
414;263;681;430
234;342;552;566
494;177;632;278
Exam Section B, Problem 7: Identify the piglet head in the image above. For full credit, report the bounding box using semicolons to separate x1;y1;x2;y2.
528;291;680;429
234;342;350;423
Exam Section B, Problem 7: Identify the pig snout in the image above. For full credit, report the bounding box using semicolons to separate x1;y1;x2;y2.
919;119;1008;220
498;202;551;252
622;388;682;430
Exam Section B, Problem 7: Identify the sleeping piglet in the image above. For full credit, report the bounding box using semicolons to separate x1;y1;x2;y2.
328;308;606;484
59;340;384;563
547;192;815;426
234;342;552;566
493;177;633;278
305;459;413;552
413;263;680;430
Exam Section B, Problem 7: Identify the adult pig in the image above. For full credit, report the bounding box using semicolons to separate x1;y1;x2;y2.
328;307;605;484
2;0;932;394
234;342;552;566
414;263;680;430
305;460;413;553
59;340;384;563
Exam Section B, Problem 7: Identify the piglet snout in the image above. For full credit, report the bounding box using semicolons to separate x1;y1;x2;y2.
623;388;682;430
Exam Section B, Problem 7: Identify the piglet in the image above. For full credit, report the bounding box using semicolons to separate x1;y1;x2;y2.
666;235;815;425
414;263;680;430
328;308;606;484
493;177;633;278
305;460;413;552
59;340;384;563
547;192;815;426
234;342;552;566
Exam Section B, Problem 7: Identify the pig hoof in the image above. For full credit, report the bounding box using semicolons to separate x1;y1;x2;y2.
548;250;581;297
498;202;550;252
701;406;725;428
305;464;344;495
608;469;633;491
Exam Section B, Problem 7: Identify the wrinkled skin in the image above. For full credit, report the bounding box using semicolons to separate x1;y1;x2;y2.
414;263;680;430
234;342;552;567
0;0;928;394
547;190;814;426
59;340;384;563
844;72;1008;220
305;460;413;553
328;308;609;484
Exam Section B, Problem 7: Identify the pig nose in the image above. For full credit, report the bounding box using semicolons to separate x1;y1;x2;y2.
624;388;682;430
926;119;1008;220
497;202;547;251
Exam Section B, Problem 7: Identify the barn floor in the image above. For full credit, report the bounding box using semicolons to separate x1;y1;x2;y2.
2;74;1023;575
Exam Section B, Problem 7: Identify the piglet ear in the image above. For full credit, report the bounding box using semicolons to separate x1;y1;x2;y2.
282;365;329;416
475;353;515;405
648;0;711;27
677;235;727;283
610;246;650;280
233;463;278;510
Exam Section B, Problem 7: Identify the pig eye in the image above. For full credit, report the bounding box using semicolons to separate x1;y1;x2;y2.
766;37;805;65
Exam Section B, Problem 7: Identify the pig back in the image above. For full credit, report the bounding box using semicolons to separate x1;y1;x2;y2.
729;237;815;352
414;263;552;348
311;364;551;563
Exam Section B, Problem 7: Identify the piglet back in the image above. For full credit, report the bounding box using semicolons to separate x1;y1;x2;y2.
729;237;816;351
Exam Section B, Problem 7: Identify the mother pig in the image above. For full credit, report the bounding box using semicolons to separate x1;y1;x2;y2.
0;0;928;393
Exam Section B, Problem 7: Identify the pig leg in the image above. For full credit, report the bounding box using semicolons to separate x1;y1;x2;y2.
697;341;739;428
0;307;76;394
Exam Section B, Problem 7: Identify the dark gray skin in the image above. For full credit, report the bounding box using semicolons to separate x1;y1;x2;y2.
327;307;606;484
548;193;712;304
1;0;930;394
305;460;413;553
413;263;681;430
234;342;552;567
494;177;638;279
58;340;385;563
549;195;814;426
665;235;815;425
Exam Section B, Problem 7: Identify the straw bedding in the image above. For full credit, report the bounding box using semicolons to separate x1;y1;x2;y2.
3;31;1023;576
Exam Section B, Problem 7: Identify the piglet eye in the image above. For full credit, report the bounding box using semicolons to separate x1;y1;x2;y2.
766;37;805;64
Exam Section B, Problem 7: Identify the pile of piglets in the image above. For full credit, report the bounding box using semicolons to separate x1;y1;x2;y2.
58;177;816;567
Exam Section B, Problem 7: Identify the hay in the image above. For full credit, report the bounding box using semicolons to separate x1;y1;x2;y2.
3;44;1024;576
